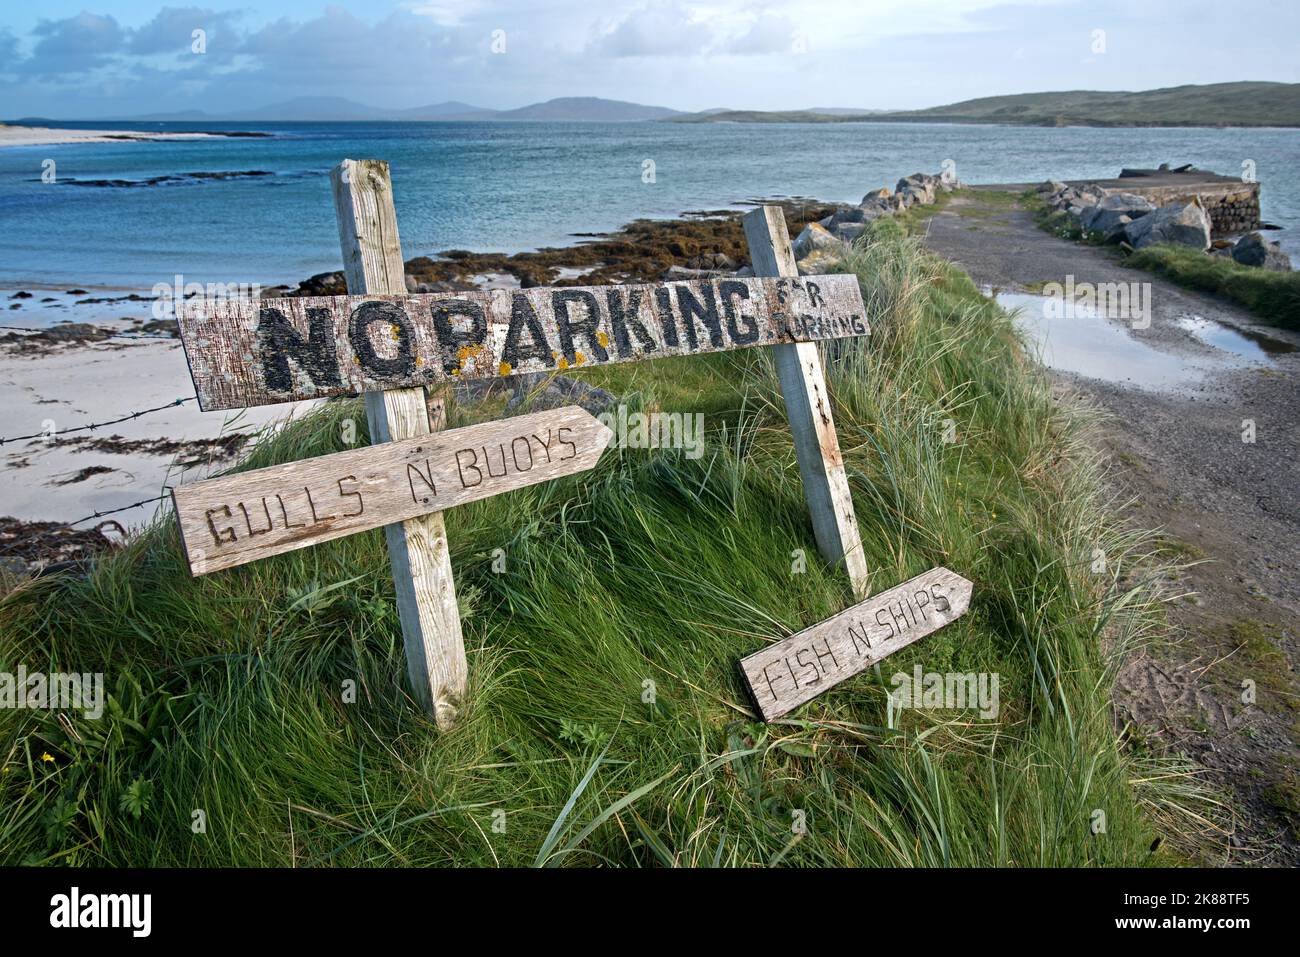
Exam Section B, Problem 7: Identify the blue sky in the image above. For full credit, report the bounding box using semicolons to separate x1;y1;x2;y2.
2;1;1297;118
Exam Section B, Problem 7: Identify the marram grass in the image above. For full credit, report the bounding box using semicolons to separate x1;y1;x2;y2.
0;221;1221;866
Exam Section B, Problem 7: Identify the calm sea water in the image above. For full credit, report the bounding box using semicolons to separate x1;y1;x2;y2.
2;120;1297;290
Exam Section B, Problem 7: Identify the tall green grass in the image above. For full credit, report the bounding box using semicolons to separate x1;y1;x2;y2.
0;221;1219;866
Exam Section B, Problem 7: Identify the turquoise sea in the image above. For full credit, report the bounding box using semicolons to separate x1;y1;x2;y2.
2;119;1297;291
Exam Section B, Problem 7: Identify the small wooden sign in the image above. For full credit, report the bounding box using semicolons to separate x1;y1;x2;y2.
177;275;869;410
172;405;611;576
739;567;973;720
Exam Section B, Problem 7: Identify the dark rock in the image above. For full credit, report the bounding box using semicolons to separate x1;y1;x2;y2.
1081;194;1155;240
1123;200;1212;250
831;222;868;243
1231;232;1292;271
792;222;841;258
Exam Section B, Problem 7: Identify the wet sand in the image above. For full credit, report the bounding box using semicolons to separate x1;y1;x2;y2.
0;125;265;148
0;333;318;530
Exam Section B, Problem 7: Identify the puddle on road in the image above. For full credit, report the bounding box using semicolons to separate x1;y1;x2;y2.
995;292;1206;392
1174;315;1297;361
990;290;1291;393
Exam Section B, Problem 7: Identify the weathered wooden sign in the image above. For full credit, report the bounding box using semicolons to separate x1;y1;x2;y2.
172;405;610;576
177;275;869;411
739;567;973;720
171;157;876;728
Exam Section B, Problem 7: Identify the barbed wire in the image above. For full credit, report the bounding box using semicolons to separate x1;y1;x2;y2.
0;492;170;560
66;493;170;526
0;323;178;341
0;397;197;446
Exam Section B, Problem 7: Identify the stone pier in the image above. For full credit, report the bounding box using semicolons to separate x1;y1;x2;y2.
977;168;1261;237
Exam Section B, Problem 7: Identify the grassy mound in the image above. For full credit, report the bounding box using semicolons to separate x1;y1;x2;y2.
0;222;1206;866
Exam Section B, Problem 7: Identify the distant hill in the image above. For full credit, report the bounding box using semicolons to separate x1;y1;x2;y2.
805;106;891;116
890;82;1300;127
672;82;1300;127
390;101;488;120
112;96;681;123
491;97;682;121
31;82;1299;127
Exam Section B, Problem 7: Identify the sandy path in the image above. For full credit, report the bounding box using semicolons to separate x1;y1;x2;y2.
922;193;1300;864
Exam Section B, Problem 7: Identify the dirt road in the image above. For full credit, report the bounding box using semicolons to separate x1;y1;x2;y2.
922;191;1300;864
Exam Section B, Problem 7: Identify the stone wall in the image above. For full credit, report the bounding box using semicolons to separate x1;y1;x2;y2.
1099;181;1260;236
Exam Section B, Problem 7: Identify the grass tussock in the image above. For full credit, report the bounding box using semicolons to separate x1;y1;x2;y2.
0;220;1212;866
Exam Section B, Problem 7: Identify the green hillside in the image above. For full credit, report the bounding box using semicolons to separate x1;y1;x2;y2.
895;81;1300;127
669;82;1300;127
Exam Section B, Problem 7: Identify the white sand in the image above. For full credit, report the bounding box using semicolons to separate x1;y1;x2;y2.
0;336;319;526
0;125;233;149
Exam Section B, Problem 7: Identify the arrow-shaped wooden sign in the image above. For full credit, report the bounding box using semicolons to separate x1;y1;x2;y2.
172;405;611;576
739;567;973;720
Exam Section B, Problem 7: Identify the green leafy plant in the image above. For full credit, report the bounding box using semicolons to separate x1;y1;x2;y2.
118;777;154;820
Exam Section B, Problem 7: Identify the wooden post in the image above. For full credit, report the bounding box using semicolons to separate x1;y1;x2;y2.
331;158;466;728
742;205;870;599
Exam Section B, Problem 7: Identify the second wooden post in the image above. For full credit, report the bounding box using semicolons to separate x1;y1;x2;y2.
742;205;870;599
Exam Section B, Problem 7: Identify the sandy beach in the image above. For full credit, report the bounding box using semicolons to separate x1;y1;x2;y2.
0;124;263;148
0;330;317;531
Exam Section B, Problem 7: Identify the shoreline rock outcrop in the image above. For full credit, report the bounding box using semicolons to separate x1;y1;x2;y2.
789;170;958;273
1038;175;1288;269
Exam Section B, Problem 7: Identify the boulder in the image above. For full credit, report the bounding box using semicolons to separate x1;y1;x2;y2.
1081;194;1155;241
861;187;891;203
1101;192;1156;216
897;172;943;193
899;183;935;207
828;205;868;226
1039;180;1067;195
1122;199;1212;250
1076;185;1107;207
686;252;735;271
896;173;940;206
797;248;843;275
1231;233;1292;271
1101;215;1133;242
792;221;841;259
831;222;868;244
862;194;903;215
662;265;716;281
